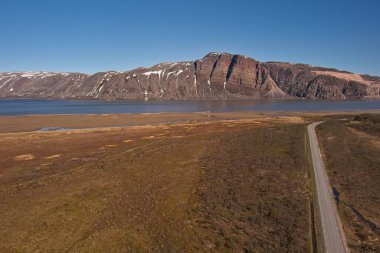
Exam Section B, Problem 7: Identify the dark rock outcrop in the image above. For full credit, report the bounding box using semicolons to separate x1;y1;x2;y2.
0;52;379;100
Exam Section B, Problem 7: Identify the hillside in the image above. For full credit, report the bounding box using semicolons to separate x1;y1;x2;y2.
1;52;379;100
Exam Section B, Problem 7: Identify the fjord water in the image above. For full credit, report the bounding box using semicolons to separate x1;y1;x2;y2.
0;99;379;115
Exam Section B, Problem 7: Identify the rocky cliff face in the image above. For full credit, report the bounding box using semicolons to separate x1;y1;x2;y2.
0;52;379;100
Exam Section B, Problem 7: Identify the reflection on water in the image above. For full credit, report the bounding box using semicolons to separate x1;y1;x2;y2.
37;127;73;131
0;99;379;115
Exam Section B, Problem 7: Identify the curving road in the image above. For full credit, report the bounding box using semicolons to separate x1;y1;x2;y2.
308;122;348;253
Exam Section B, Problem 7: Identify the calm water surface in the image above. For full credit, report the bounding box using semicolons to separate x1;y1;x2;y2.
0;99;379;115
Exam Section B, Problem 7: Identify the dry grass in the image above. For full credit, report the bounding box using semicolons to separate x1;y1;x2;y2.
0;117;313;252
317;116;380;252
0;112;269;133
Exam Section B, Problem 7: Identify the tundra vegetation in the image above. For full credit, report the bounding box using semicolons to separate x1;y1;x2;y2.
0;112;378;252
0;114;313;252
317;114;380;252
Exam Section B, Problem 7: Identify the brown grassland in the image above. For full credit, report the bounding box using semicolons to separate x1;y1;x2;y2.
1;111;379;252
0;114;313;252
317;114;380;252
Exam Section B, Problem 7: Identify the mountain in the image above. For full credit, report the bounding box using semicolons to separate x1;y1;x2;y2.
1;52;379;100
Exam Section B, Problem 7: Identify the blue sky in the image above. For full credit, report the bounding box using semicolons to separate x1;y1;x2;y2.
0;0;379;75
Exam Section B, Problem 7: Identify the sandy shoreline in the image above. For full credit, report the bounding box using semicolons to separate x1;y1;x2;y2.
1;110;380;134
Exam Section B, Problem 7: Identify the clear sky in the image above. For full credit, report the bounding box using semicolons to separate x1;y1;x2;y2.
0;0;379;75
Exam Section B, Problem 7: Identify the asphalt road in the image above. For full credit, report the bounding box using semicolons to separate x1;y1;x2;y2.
308;122;348;253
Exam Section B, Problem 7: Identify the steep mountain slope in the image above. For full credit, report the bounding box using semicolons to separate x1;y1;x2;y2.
0;52;379;100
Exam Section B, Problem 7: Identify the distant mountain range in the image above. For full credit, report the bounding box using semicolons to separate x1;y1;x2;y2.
1;52;379;100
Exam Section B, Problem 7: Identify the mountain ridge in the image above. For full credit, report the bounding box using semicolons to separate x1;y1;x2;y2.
1;52;379;100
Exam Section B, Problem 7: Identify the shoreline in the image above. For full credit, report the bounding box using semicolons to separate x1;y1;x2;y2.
1;110;379;134
1;96;380;101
